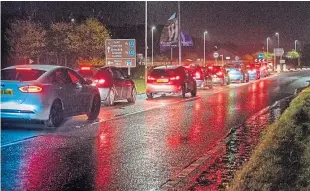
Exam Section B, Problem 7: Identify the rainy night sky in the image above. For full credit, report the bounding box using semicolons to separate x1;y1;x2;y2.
1;1;310;50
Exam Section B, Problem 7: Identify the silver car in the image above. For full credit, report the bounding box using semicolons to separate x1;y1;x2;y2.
1;65;101;127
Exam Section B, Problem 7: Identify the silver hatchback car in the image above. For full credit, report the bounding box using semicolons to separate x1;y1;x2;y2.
1;65;101;127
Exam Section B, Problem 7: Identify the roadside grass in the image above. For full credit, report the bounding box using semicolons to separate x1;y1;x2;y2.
229;87;310;191
133;78;146;94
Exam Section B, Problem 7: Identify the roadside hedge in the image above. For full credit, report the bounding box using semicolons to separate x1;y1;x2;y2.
229;87;310;190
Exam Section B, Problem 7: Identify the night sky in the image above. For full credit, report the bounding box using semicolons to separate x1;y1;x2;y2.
2;1;310;51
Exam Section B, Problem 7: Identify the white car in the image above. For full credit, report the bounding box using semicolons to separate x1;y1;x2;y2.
1;65;101;127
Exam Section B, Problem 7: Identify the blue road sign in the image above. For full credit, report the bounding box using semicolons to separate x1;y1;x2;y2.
129;41;135;47
258;53;264;59
129;50;135;56
127;60;132;66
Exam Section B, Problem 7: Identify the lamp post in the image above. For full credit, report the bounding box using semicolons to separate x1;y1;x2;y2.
266;37;270;62
144;1;148;85
151;26;155;66
220;55;224;65
203;31;208;67
295;40;298;51
275;32;279;48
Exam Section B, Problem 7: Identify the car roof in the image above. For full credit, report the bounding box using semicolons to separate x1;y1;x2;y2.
153;65;183;70
3;64;64;72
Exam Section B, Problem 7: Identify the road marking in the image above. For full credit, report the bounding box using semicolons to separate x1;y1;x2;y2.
1;135;41;148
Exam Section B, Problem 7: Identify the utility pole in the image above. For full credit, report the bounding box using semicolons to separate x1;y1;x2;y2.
145;1;148;85
178;1;181;65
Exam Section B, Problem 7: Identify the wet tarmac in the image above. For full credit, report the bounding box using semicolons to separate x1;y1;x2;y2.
189;96;293;191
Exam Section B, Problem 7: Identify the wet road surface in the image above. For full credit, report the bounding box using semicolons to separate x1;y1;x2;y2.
1;71;310;190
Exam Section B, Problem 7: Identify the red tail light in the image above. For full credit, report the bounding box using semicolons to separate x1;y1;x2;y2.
16;67;32;71
208;66;213;70
170;76;180;80
253;69;257;72
93;79;105;85
81;67;91;70
19;85;42;93
217;71;223;76
195;72;201;79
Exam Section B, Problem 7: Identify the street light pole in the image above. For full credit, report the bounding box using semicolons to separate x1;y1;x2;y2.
295;40;298;51
145;1;148;85
266;37;270;62
220;55;224;65
152;26;155;67
275;32;279;48
203;31;208;67
178;1;181;65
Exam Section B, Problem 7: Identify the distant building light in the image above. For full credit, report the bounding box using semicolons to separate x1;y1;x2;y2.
226;57;231;60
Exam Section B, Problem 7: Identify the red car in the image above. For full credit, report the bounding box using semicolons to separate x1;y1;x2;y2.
146;65;197;98
207;65;230;86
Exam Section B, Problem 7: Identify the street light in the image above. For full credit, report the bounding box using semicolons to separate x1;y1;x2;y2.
220;55;224;65
275;32;279;48
151;26;156;66
203;31;208;67
266;37;270;62
295;40;298;51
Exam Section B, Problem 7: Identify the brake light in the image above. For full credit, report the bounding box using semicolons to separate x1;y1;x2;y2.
16;67;32;70
81;67;91;70
93;79;105;85
19;85;42;93
195;72;201;79
217;72;223;76
208;66;213;70
170;76;180;80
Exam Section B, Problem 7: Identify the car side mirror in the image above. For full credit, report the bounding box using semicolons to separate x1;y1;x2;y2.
85;78;93;85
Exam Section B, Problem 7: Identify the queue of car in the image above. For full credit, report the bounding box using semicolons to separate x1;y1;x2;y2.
0;62;270;128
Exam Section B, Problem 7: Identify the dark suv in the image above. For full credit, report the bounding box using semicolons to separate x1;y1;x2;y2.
146;66;197;98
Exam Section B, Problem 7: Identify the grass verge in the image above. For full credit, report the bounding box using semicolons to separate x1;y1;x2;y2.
229;87;310;191
133;78;146;94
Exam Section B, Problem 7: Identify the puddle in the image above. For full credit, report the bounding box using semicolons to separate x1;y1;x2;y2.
189;96;293;191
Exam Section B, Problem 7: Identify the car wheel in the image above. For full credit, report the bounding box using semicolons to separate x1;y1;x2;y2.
87;95;101;120
45;100;64;128
181;84;186;98
226;77;230;85
191;84;197;97
127;87;137;103
103;88;115;106
207;77;213;89
220;78;225;86
146;92;153;99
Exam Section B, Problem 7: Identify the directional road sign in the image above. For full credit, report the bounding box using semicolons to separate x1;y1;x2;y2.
105;39;136;68
274;48;284;57
213;52;219;58
258;53;264;59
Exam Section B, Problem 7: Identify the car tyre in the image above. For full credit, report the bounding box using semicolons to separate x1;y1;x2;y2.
181;84;186;98
45;100;64;128
191;85;197;97
103;88;115;106
87;95;101;120
146;92;153;99
127;87;137;103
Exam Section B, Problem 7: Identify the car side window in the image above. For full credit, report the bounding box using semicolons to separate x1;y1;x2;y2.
111;69;124;79
67;70;84;84
50;69;72;84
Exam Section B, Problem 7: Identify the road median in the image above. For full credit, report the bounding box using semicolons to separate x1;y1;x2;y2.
229;87;310;190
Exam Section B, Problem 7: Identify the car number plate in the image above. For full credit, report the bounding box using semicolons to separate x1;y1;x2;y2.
1;89;14;95
156;79;168;83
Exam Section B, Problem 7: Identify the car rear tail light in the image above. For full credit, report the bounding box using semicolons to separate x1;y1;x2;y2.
16;67;32;70
81;67;91;70
93;79;105;85
148;76;155;80
195;72;201;79
217;71;223;76
19;85;42;93
253;69;257;72
170;76;180;80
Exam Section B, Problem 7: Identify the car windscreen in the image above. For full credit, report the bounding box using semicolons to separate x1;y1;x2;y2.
1;68;46;81
226;64;241;69
94;69;112;78
150;69;177;77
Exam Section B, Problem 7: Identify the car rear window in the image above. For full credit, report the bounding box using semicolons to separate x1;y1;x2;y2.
78;70;94;78
1;68;46;81
211;66;223;73
150;69;177;77
95;69;112;78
